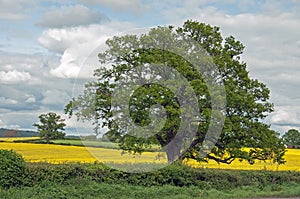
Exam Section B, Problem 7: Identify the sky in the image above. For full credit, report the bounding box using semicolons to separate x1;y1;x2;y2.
0;0;300;135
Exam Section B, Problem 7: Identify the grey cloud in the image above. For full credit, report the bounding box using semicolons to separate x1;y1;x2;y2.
159;2;300;133
0;85;40;111
0;111;40;130
41;89;71;106
0;52;75;129
267;106;300;133
36;4;109;28
0;0;36;20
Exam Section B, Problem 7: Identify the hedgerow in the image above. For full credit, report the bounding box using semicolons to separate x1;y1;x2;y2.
1;149;299;190
22;162;300;190
0;149;26;188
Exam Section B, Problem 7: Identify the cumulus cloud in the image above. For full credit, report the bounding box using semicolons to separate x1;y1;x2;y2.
155;1;300;133
268;106;300;133
1;0;300;134
38;22;135;78
82;0;148;14
0;53;60;88
50;50;81;78
36;4;109;28
41;89;71;106
0;70;31;84
270;109;298;125
0;52;74;121
38;24;114;53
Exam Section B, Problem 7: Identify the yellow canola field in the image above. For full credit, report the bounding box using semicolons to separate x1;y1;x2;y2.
0;142;165;164
188;148;300;171
0;142;299;171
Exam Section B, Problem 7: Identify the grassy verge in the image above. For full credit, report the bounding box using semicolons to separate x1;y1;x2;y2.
1;180;300;199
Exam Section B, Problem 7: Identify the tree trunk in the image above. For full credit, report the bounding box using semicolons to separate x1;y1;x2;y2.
46;134;50;144
165;136;182;163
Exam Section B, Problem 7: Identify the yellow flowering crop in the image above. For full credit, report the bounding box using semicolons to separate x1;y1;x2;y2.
187;148;300;171
0;137;39;142
0;142;166;164
0;141;299;171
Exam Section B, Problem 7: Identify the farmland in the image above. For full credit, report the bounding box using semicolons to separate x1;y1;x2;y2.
0;138;299;171
1;137;300;198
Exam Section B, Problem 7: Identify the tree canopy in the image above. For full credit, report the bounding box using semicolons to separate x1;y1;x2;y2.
65;20;285;165
282;129;300;147
33;112;66;143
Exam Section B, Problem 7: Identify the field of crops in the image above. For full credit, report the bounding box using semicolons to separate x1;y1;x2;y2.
0;139;299;171
0;142;165;164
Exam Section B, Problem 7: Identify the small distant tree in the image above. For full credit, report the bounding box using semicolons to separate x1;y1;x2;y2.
33;112;66;143
282;129;300;147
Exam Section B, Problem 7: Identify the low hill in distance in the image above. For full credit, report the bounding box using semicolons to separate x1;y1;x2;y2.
0;128;39;137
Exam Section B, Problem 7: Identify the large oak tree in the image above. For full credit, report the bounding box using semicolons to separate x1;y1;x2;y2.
65;20;285;165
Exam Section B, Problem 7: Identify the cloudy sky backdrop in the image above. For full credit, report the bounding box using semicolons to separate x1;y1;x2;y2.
0;0;299;135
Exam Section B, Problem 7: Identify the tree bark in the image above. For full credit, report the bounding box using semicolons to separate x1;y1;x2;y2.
165;136;182;163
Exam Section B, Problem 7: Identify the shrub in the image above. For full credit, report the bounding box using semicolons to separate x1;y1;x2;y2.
0;149;26;188
23;162;300;190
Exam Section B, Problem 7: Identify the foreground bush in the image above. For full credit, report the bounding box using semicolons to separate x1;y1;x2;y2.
0;150;26;188
23;162;300;190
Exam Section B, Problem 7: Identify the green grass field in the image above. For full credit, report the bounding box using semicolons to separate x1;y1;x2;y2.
1;180;300;199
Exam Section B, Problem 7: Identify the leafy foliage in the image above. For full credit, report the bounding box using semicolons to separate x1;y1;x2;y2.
65;20;285;165
23;162;300;190
33;112;66;143
282;129;300;147
0;150;26;188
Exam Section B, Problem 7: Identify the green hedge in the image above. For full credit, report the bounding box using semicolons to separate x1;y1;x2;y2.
0;150;26;188
22;162;300;190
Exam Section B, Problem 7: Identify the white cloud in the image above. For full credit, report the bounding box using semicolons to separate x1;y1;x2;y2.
270;109;298;125
25;95;36;103
36;4;109;28
268;106;300;133
154;2;300;133
0;70;31;84
1;0;300;134
82;0;148;14
50;50;81;78
0;97;18;105
0;52;57;80
38;24;114;53
41;89;70;105
0;118;20;129
39;22;135;78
